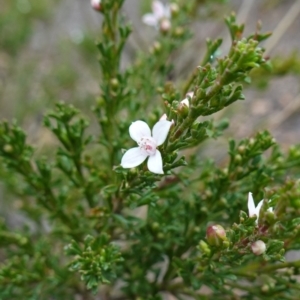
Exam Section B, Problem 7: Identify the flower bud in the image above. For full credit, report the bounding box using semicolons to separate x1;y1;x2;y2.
237;145;246;154
91;0;102;12
221;168;228;176
3;144;13;153
193;226;200;233
220;197;228;207
170;3;179;16
265;210;275;224
152;222;160;230
198;240;211;256
178;92;192;116
206;224;227;247
251;240;266;255
276;156;284;164
205;189;212;198
152;41;162;54
96;97;105;107
261;284;269;293
110;78;119;90
249;138;255;147
200;207;208;214
157;232;165;239
234;154;242;163
174;27;184;37
160;18;171;33
222;240;230;248
177;101;189;118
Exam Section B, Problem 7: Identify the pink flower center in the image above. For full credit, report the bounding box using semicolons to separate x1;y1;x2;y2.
138;137;157;156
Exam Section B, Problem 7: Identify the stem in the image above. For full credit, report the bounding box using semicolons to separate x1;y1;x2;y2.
225;281;258;294
16;163;80;238
182;67;198;97
182;39;222;96
260;260;300;272
65;123;95;208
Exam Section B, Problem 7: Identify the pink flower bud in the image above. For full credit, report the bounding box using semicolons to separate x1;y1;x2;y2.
251;240;266;255
91;0;102;12
160;18;171;33
206;224;227;247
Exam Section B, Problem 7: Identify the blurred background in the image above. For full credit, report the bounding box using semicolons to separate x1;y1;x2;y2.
0;0;300;150
0;0;300;160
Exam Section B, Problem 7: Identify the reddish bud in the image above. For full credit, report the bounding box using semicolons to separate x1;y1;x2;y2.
91;0;102;12
160;19;171;33
206;224;227;247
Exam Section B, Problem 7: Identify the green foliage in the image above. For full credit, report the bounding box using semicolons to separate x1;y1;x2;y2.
1;0;300;299
66;234;123;292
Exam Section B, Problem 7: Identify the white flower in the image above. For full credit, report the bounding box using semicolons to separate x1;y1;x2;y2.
121;119;173;174
180;92;193;107
91;0;102;11
160;113;175;125
142;1;171;31
248;192;273;223
160;113;168;121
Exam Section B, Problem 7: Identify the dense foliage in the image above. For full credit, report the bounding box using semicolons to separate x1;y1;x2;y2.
0;1;300;299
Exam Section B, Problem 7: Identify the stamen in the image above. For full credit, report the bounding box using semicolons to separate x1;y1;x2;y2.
138;137;157;156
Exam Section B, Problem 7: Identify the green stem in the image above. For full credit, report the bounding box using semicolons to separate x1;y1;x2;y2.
182;39;222;96
64;124;95;208
225;281;258;294
182;67;198;97
233;260;300;278
261;260;300;272
21;170;80;238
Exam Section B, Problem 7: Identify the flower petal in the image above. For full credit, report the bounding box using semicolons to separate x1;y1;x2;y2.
121;147;148;168
164;4;171;19
152;1;165;19
256;199;264;217
129;121;151;142
181;98;189;107
147;150;163;174
247;192;255;217
152;120;172;146
160;113;167;121
142;13;158;27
